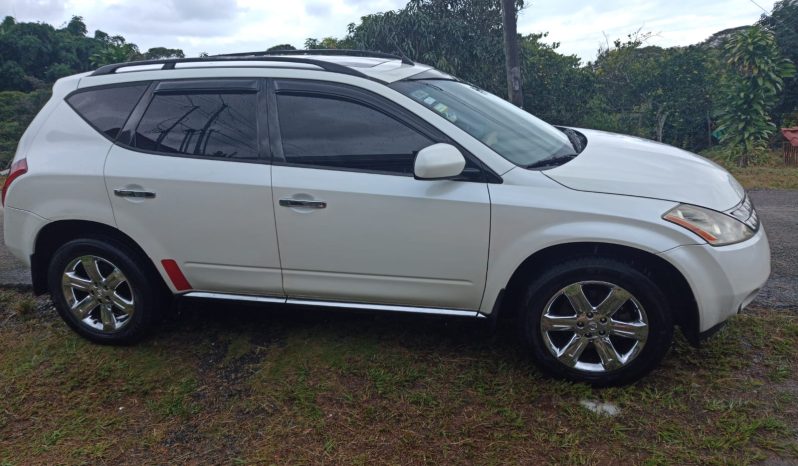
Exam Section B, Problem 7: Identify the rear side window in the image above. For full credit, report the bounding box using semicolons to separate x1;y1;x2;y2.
132;92;258;160
276;94;432;174
66;84;148;140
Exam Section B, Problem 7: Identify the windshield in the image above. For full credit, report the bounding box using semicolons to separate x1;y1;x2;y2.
391;79;575;167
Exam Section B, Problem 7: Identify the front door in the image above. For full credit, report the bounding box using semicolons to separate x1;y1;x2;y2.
270;80;491;310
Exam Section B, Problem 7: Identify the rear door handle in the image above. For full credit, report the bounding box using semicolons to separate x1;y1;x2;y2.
114;189;156;199
279;198;327;209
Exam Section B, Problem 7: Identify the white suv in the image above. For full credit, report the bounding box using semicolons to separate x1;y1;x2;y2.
2;51;770;385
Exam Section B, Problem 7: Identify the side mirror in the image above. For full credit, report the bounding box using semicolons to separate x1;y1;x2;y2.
414;143;466;180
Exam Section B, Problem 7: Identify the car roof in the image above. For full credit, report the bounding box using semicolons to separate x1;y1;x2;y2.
280;54;433;82
85;51;441;84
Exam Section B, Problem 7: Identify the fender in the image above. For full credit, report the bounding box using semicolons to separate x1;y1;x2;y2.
480;171;701;314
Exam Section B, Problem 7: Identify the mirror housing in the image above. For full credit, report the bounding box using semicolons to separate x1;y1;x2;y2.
414;143;466;180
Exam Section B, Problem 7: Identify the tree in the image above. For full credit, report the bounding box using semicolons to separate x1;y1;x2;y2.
304;37;347;49
346;0;522;97
589;33;717;149
267;43;296;51
759;0;798;125
65;16;87;36
519;33;593;125
717;25;796;166
501;0;523;107
90;35;142;66
144;47;185;60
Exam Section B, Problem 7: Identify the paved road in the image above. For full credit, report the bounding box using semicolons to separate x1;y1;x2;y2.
1;190;796;309
749;190;798;310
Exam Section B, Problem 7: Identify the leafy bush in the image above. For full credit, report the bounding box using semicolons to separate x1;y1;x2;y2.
716;26;796;166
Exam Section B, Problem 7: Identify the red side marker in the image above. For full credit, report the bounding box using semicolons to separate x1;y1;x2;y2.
161;259;192;291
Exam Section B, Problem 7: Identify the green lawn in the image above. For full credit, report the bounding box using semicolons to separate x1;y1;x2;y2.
1;287;797;465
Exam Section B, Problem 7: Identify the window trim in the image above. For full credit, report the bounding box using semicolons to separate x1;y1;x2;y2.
270;79;501;182
154;79;259;94
116;78;268;164
65;81;152;144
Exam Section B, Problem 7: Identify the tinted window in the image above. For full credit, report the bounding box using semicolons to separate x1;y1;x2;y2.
276;94;432;174
67;84;148;140
133;92;258;160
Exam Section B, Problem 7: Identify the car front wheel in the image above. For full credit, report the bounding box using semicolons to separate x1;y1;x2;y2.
520;257;674;386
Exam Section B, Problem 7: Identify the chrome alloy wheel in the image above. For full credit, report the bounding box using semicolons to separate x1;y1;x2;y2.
61;255;135;333
540;281;649;373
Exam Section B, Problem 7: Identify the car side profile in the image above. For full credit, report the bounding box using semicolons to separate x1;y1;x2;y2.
2;50;770;385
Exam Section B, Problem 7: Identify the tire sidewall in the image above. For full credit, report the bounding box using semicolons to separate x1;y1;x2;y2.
47;238;157;344
521;258;673;386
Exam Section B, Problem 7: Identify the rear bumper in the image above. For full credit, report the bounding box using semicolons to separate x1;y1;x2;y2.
3;206;47;267
659;227;771;333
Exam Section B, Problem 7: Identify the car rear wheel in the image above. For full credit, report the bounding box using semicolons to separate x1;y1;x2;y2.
519;257;673;386
47;237;164;344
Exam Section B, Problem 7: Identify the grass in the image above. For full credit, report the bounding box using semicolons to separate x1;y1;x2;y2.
704;148;798;190
0;288;797;464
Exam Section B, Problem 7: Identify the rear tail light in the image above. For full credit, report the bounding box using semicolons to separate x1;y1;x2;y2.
2;158;28;206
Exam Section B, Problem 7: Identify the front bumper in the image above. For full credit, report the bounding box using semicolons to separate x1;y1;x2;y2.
659;227;771;333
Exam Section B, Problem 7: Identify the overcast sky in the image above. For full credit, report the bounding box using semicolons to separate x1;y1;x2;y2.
1;0;779;62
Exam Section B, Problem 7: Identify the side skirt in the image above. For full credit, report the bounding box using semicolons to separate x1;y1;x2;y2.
180;291;488;319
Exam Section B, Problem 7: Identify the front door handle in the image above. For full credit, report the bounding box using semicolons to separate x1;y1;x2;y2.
279;198;327;209
114;189;156;199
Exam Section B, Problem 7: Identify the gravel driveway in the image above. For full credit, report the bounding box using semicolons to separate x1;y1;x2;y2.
1;190;796;309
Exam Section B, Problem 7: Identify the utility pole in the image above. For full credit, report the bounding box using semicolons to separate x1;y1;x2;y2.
501;0;523;108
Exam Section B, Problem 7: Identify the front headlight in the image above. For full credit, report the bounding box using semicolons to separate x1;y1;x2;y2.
663;203;754;246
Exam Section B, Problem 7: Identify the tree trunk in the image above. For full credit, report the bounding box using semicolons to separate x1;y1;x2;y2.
706;112;712;148
501;0;523;108
656;110;670;142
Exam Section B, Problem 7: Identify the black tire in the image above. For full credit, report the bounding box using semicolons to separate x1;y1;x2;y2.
47;237;165;344
519;256;673;386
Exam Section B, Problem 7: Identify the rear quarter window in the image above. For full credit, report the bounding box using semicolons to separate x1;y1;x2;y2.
66;84;148;140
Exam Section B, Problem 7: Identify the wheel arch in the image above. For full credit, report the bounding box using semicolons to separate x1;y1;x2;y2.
31;219;169;297
497;242;701;345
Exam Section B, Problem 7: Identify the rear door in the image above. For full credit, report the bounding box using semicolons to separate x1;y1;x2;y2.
269;79;492;310
104;78;282;296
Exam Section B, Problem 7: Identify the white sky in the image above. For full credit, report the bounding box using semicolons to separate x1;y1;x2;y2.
1;0;779;62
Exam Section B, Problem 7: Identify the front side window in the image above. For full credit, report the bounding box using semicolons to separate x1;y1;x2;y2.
132;92;258;160
391;79;575;167
66;83;148;140
276;93;433;174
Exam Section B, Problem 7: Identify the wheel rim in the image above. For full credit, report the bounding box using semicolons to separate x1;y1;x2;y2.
539;281;649;373
61;255;135;333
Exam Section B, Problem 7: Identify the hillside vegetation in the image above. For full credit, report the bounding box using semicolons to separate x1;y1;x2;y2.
0;15;183;165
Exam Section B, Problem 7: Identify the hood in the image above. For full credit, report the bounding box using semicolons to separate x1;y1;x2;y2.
545;128;745;211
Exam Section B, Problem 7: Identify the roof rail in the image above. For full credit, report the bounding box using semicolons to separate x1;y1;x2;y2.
217;49;415;66
89;56;371;78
